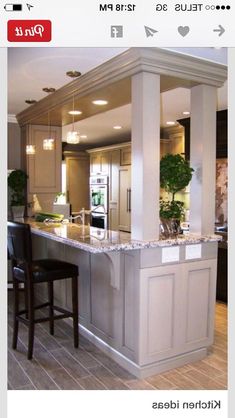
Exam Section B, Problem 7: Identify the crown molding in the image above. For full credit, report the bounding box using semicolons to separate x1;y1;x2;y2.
16;48;227;127
162;125;184;138
86;141;131;154
8;114;18;124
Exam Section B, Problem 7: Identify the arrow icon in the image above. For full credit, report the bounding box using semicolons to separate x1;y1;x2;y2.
144;26;158;38
26;3;34;11
213;25;225;37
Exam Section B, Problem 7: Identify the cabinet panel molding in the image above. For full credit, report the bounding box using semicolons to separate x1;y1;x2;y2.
27;124;62;194
118;166;131;232
120;146;131;165
138;259;217;365
66;154;89;213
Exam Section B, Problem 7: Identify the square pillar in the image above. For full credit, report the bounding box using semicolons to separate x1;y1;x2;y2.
131;72;160;240
190;84;217;235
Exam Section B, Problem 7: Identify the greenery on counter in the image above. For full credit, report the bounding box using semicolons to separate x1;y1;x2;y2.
160;199;184;220
8;169;28;206
160;153;194;221
35;212;64;222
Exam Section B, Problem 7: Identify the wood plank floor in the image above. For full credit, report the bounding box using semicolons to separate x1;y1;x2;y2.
8;291;227;390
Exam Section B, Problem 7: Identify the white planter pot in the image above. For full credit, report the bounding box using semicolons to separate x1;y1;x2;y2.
11;205;25;220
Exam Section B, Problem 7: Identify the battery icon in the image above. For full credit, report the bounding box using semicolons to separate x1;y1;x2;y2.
4;4;23;11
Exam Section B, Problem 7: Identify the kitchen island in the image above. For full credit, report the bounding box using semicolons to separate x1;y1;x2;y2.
28;219;220;378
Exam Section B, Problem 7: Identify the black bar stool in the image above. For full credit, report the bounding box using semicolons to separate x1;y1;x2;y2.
7;221;79;360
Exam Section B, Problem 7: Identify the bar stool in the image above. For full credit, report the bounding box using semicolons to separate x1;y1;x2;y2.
7;221;79;360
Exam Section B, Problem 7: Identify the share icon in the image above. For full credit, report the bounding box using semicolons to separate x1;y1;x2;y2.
144;26;158;37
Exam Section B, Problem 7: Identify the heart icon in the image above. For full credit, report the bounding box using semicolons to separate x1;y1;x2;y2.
178;26;190;37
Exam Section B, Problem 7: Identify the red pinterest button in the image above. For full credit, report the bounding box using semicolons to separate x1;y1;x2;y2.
8;20;52;42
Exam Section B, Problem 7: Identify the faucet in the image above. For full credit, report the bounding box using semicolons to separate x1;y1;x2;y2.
68;205;106;225
69;208;89;225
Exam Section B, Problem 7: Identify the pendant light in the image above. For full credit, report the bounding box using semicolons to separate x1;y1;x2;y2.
26;116;36;155
26;144;36;155
67;96;80;144
43;111;55;150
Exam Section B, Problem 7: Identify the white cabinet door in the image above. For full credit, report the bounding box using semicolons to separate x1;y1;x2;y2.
90;152;110;175
118;166;131;232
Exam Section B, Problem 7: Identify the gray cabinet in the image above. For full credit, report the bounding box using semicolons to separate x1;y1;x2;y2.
138;259;217;365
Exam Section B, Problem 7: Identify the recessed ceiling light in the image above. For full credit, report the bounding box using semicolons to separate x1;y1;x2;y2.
166;121;176;126
68;110;82;115
66;70;81;78
92;100;108;106
182;111;190;115
113;125;122;130
25;99;37;105
80;135;87;139
42;87;56;93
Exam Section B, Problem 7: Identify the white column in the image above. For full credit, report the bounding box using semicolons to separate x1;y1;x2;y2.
131;72;160;240
190;84;217;235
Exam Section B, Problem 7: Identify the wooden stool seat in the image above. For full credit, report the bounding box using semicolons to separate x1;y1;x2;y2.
8;221;79;360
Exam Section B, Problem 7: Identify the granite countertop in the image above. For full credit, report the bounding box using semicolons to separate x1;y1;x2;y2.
25;219;222;254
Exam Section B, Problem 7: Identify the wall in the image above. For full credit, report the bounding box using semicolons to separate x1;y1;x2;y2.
215;158;228;224
8;121;22;169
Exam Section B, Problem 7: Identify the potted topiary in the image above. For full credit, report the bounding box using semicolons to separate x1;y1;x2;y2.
8;169;28;219
160;153;194;237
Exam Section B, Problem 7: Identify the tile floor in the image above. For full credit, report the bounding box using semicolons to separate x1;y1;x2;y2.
8;291;227;390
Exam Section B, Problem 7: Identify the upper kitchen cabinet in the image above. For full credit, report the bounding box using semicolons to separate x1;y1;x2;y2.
26;124;62;212
120;146;131;165
178;109;227;160
160;126;184;156
90;151;110;175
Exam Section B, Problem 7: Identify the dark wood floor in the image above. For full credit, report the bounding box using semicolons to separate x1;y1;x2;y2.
8;291;227;390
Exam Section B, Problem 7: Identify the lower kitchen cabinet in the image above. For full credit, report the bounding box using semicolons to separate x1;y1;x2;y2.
138;259;217;365
118;165;131;232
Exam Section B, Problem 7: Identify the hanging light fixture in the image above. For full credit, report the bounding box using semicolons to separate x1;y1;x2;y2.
43;111;55;150
26;144;36;155
67;96;80;144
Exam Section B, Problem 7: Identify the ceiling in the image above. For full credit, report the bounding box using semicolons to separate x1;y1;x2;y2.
8;47;227;147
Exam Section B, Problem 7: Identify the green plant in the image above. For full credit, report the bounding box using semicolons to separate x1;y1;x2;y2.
160;154;194;220
54;192;66;203
8;169;28;206
160;199;184;219
160;153;194;201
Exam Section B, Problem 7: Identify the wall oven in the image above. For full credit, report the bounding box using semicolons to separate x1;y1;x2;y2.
90;175;108;229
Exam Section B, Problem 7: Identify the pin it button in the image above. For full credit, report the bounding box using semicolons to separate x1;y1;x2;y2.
8;20;52;42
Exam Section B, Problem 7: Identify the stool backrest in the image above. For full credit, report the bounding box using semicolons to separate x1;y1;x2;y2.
7;221;32;265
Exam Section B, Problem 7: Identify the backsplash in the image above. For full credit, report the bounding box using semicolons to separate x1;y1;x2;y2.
216;158;228;224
